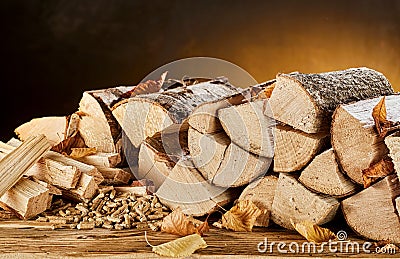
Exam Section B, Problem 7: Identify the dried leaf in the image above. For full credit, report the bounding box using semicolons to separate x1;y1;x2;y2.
161;207;197;236
221;200;263;232
291;220;336;244
51;132;86;155
259;83;275;99
362;157;394;188
151;233;207;257
121;72;167;99
196;215;210;236
69;147;97;159
372;96;387;135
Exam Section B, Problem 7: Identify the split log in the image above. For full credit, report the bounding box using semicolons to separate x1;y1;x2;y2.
114;186;148;196
342;175;400;243
15;116;67;145
74;152;121;168
188;92;249;134
41;159;81;189
271;173;340;230
44;151;104;185
218;100;275;157
156;159;236;216
62;173;98;202
274;124;329;173
0;135;51;197
188;127;272;187
238;175;278;227
112;79;240;150
268;67;393;133
0;178;51;219
29;177;62;196
97;167;132;185
299;149;358;197
385;132;400;180
332;95;400;184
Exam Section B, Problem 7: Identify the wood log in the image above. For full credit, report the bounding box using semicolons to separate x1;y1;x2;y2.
342;175;400;243
61;173;98;202
385;132;400;180
112;79;240;150
218;100;275;157
188;91;249;134
267;67;393;133
29;177;62;196
274;124;329;173
0;135;51;198
156;159;237;216
15;117;67;145
0;178;51;219
396;197;400;216
271;173;340;230
41;159;81;189
74;152;121;168
299;148;358;197
188;127;272;187
238;175;278;227
332;95;400;184
97;167;132;185
44;151;104;185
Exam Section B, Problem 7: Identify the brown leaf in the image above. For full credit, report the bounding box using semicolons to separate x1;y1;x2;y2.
372;96;387;135
150;233;207;257
291;220;336;244
196;214;210;236
362;157;394;188
161;207;197;236
221;200;263;232
121;72;167;99
69;147;97;159
51;132;86;155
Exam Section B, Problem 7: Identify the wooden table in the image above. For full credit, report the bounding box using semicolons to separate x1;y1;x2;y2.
0;222;395;258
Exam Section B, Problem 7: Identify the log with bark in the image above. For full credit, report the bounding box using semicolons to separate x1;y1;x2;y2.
238;175;278;227
342;175;400;243
15;117;67;145
271;173;340;230
217;100;275;158
155;158;237;216
385;132;400;180
268;67;393;133
273;124;329;173
112;78;240;152
188;127;272;187
0;178;51;219
299;148;358;197
332;95;400;184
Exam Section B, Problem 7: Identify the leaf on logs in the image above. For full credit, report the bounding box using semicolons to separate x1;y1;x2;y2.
120;72;167;99
362;157;394;188
51;132;87;156
221;200;264;232
372;96;400;138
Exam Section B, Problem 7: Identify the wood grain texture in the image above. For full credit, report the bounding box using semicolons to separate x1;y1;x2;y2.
332;95;400;184
268;67;393;133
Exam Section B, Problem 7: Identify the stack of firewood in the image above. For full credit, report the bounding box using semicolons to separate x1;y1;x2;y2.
0;67;399;243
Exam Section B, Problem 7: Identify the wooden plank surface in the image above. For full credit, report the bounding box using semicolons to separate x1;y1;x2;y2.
0;221;396;258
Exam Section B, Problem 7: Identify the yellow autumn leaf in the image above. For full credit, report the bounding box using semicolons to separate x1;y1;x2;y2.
221;200;263;232
69;147;97;159
372;96;387;136
291;220;336;244
151;233;207;257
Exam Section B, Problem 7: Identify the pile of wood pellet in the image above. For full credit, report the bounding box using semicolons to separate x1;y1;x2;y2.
36;186;170;230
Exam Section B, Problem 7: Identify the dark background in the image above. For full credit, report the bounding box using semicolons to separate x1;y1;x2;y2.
1;0;400;140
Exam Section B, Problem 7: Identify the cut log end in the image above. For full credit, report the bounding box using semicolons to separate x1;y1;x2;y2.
342;175;400;243
299;149;358;197
271;173;340;230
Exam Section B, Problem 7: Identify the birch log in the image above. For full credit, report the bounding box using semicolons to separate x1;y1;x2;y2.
299;149;358;197
271;173;340;230
332;95;400;184
342;175;400;243
268;67;393;133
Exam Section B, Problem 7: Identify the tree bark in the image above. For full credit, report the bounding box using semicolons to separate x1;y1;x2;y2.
271;173;339;230
268;67;393;133
274;124;329;173
332;95;400;184
298;149;358;197
342;175;400;243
